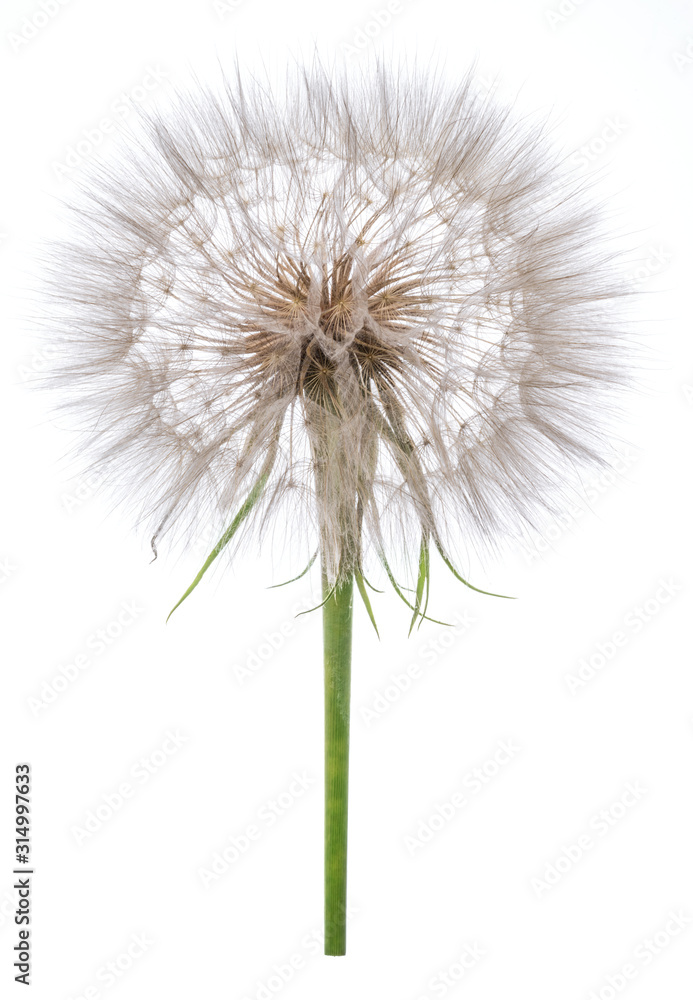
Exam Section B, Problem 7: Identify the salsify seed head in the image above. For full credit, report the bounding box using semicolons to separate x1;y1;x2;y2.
42;62;631;595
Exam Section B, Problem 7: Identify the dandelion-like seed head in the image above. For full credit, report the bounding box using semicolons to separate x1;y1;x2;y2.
43;63;630;595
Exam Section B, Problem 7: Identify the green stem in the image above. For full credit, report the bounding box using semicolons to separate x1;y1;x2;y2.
323;566;353;956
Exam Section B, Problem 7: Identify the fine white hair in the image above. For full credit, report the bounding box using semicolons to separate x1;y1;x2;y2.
41;60;633;595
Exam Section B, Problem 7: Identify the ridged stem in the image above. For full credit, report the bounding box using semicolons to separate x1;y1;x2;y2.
322;566;353;956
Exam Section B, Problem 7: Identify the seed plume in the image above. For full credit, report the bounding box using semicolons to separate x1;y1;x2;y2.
41;62;630;605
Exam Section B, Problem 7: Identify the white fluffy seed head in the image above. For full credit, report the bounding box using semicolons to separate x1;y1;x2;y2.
41;62;633;588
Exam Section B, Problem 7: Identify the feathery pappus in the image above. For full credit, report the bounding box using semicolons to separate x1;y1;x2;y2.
41;62;631;618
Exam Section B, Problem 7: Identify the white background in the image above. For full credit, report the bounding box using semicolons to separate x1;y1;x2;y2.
2;1;693;998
